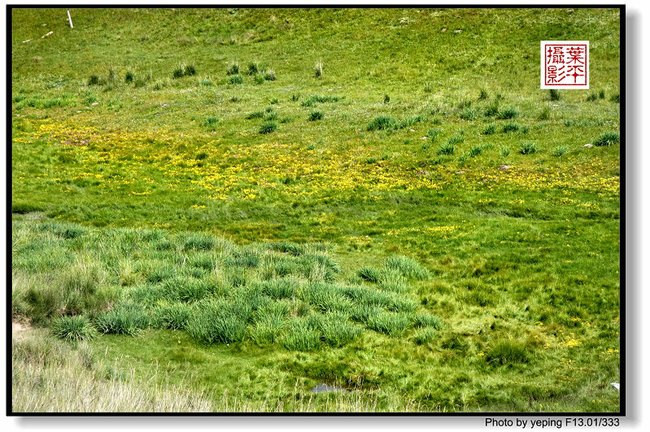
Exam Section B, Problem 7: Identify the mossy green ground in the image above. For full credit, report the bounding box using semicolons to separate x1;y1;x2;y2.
11;8;620;412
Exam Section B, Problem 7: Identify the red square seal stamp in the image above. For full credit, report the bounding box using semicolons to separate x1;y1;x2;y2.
540;40;589;89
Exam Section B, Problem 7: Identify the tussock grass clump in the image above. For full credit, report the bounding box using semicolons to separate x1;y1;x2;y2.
386;255;429;280
282;318;321;351
226;62;240;75
437;141;455;155
259;121;277;134
459;107;478;121
496;107;518;120
51;315;97;342
264;69;276;81
538;107;551;120
95;304;149;336
314;61;323;78
478;88;489;100
308;313;362;347
593;132;619;147
228;74;244;85
486;340;530;366
308;111;324;121
358;267;380;283
482;124;496;135
257;279;297;300
502;122;520;133
203;116;218;131
552;145;568;157
304;283;352;313
301;95;341;107
152;303;191;330
246;110;264;120
160;276;215;303
367;116;398;131
246;62;260;75
183;233;214;251
519;141;538;155
124;71;135;84
484;102;499;117
377;269;408;293
468;144;483;158
427;128;442;141
186;299;250;344
184;64;196;76
88;75;101;86
413;328;437;345
549;89;561;101
267;242;304;256
413;313;442;330
172;64;196;79
366;311;411;336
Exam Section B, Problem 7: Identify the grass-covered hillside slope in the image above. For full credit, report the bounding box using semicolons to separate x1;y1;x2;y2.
11;8;620;412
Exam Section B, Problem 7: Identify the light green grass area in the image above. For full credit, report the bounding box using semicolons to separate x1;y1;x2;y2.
11;7;620;412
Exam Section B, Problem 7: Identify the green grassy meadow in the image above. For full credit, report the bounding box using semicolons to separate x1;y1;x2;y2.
11;7;621;412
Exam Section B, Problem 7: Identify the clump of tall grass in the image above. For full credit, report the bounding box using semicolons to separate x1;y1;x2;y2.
228;75;244;85
264;69;276;81
304;283;352;313
496;107;518;120
413;313;442;330
486;340;530;366
593;132;619;147
308;312;361;347
259;121;278;134
301;95;341;107
437;141;455;155
308;111;324;121
186;299;250;344
172;64;197;79
386;255;429;280
367;116;397;131
314;61;323;78
95;304;149;336
51;315;97;342
482;124;496;135
257;279;297;300
152;303;191;330
519;141;538;155
549;89;561;101
366;311;411;335
502;122;520;133
203;116;218;131
282;318;321;350
413;328;437;345
226;62;240;75
358;267;380;283
552;145;568;157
